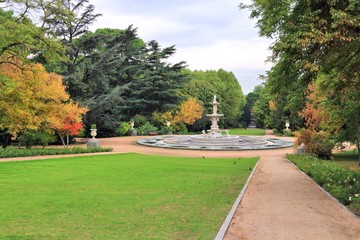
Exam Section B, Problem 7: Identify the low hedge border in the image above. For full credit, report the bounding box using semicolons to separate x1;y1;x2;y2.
0;147;113;158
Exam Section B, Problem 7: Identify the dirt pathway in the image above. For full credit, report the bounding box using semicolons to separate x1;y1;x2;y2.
0;135;295;162
224;130;360;239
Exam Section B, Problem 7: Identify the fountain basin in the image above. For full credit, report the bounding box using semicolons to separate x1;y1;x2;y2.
190;135;240;145
137;135;293;151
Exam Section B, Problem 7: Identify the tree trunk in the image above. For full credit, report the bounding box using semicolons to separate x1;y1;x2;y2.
1;133;11;148
357;140;360;166
66;132;69;148
356;131;360;166
58;132;66;148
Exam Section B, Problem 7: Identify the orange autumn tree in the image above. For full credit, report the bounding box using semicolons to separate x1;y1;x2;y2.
50;102;88;148
0;58;87;147
300;82;324;130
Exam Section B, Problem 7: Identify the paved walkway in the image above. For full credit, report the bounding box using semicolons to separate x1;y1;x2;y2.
1;132;359;239
224;130;360;239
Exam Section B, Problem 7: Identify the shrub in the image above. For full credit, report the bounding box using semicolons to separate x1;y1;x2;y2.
116;122;131;136
132;114;147;126
18;131;56;149
0;147;113;158
158;126;172;135
137;122;158;135
36;132;57;148
18;131;38;148
295;129;334;159
175;122;188;134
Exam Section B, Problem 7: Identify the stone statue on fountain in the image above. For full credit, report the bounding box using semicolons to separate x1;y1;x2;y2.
206;95;224;137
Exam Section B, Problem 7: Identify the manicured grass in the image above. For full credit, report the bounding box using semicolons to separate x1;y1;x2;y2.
333;150;359;170
227;128;265;136
0;153;258;239
0;146;113;158
287;154;360;215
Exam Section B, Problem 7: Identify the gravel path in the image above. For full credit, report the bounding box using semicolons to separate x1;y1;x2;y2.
223;130;360;239
224;155;360;240
1;132;359;239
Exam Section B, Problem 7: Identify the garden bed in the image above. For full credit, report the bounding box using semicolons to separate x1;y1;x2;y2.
0;146;113;158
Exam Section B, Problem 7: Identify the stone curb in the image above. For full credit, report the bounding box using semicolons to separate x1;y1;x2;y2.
288;160;360;222
214;158;261;240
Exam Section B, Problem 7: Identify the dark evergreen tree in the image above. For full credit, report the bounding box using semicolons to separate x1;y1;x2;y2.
43;0;102;97
71;28;187;136
73;27;144;136
124;40;188;117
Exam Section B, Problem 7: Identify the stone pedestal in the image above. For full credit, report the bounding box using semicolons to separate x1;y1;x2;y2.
297;143;305;154
130;128;137;136
87;139;101;148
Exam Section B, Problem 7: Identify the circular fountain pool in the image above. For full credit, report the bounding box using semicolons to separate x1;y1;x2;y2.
136;135;293;151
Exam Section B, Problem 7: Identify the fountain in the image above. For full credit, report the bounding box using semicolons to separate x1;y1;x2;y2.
136;95;293;150
190;95;240;145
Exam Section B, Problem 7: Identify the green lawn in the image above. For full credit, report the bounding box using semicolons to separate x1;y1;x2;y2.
333;149;360;170
0;153;258;239
227;128;265;136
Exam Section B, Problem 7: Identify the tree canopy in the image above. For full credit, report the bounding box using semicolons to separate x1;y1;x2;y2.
68;27;188;136
181;69;245;128
0;58;86;145
0;7;63;67
241;0;360;163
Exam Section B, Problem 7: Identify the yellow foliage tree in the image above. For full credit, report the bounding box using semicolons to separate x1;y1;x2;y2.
0;59;87;146
152;98;203;132
173;98;203;127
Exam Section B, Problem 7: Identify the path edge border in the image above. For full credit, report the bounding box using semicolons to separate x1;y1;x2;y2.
288;159;360;222
214;158;261;240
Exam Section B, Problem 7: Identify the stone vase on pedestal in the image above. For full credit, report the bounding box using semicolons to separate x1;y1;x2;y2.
129;122;137;136
87;128;101;148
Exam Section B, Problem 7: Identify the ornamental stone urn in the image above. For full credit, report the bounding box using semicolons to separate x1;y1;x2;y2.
90;128;97;139
87;126;101;148
129;121;137;136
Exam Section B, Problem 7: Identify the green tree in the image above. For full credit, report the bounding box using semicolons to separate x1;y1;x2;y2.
75;27;144;136
66;27;186;137
240;85;263;127
252;88;270;129
182;69;245;127
241;0;360;162
45;0;102;96
0;8;62;67
125;40;188;117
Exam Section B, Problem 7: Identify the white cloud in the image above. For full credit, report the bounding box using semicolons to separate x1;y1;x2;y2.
89;0;272;93
170;39;271;70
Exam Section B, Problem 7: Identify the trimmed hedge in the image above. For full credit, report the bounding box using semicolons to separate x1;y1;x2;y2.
0;147;113;158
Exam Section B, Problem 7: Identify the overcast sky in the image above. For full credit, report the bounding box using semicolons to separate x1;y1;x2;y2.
90;0;273;94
